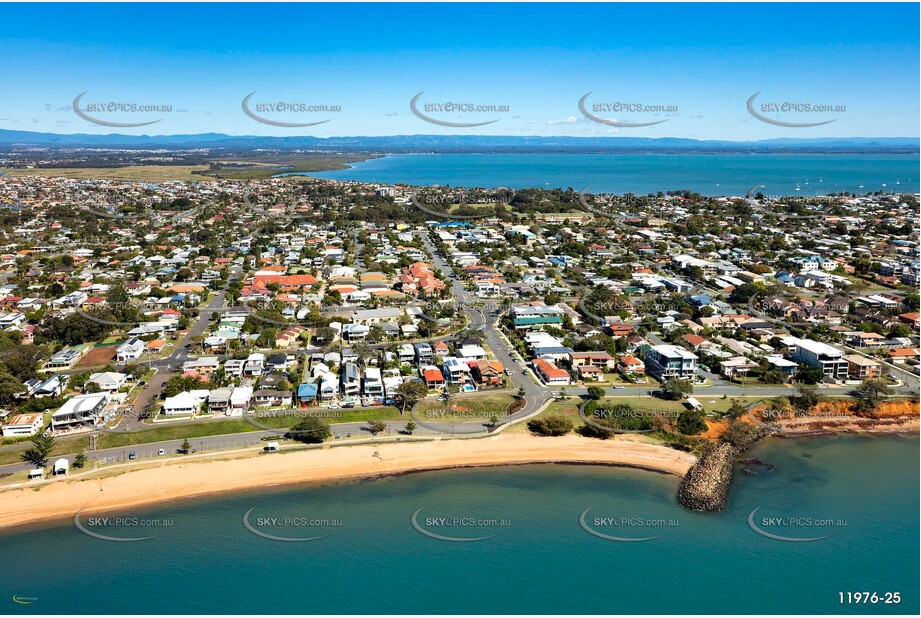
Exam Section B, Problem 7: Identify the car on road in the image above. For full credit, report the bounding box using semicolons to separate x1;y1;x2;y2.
158;449;165;456
504;368;512;376
128;452;137;460
522;369;528;375
614;385;626;389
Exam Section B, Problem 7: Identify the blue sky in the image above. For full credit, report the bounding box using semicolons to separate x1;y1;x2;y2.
0;3;918;139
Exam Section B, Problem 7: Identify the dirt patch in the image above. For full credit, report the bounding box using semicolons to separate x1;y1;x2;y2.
74;346;117;369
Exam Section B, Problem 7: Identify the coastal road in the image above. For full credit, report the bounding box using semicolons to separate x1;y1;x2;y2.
0;418;437;476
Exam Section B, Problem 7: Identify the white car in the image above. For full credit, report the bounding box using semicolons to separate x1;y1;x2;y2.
158;449;165;456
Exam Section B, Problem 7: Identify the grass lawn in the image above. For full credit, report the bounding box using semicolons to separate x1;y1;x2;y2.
0;436;91;466
416;393;515;421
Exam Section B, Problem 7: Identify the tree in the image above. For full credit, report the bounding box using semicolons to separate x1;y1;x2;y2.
791;384;820;415
73;452;88;469
527;414;574;436
797;365;825;385
286;417;331;444
721;420;764;448
676;409;707;435
661;378;693;400
726;399;748;420
854;379;888;411
366;419;387;435
586;386;606;400
396;380;428;412
404;420;416;435
179;438;193;454
20;433;55;467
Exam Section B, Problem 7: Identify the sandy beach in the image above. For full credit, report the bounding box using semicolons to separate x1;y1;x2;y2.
0;433;696;530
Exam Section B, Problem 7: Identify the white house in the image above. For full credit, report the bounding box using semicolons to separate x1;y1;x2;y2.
2;413;44;438
162;392;200;417
116;337;145;363
88;372;128;392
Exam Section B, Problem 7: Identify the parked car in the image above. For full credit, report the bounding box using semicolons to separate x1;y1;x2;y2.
157;449;165;456
128;452;137;460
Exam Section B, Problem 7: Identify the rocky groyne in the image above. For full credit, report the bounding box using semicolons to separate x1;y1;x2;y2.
676;441;739;512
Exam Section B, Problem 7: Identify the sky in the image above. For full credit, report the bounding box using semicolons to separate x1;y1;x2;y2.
0;2;918;140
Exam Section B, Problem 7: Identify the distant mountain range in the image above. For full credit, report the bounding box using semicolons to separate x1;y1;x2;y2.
0;129;917;153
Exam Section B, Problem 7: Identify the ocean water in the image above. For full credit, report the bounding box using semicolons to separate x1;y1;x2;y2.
1;435;917;614
298;153;920;196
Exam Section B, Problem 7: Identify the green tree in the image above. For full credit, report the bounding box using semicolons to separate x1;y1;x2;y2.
396;380;428;412
366;419;387;435
179;438;192;454
527;414;574;436
286;417;331;444
854;379;888;411
20;433;55;467
586;386;606;400
404;420;416;435
661;378;693;400
73;452;88;469
676;408;707;435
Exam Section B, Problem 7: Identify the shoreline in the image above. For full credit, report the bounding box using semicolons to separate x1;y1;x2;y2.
0;433;695;530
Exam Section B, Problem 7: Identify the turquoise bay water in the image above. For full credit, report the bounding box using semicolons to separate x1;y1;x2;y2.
301;153;920;196
1;435;918;614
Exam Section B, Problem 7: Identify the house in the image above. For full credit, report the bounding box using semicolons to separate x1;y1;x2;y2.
569;351;616;369
470;360;503;386
644;345;698;381
576;365;604;381
253;390;293;407
442;357;471;385
533;358;571;385
719;357;759;379
51;393;110;433
229;385;254;412
116;337;145;363
341;362;361;398
296;383;318;407
87;372;128;392
842;354;882;380
45;347;86;370
2;413;44;438
617;355;645;375
422;366;446;389
363;367;385;400
415;343;434;365
244;353;265;377
351;307;401;325
887;348;920;363
208;387;233;414
162;392;200;417
398;343;416;364
790;338;848;380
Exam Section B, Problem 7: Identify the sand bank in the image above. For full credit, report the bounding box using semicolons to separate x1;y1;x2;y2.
0;433;695;529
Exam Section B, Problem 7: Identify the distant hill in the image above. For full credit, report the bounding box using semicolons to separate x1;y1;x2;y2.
0;129;917;153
